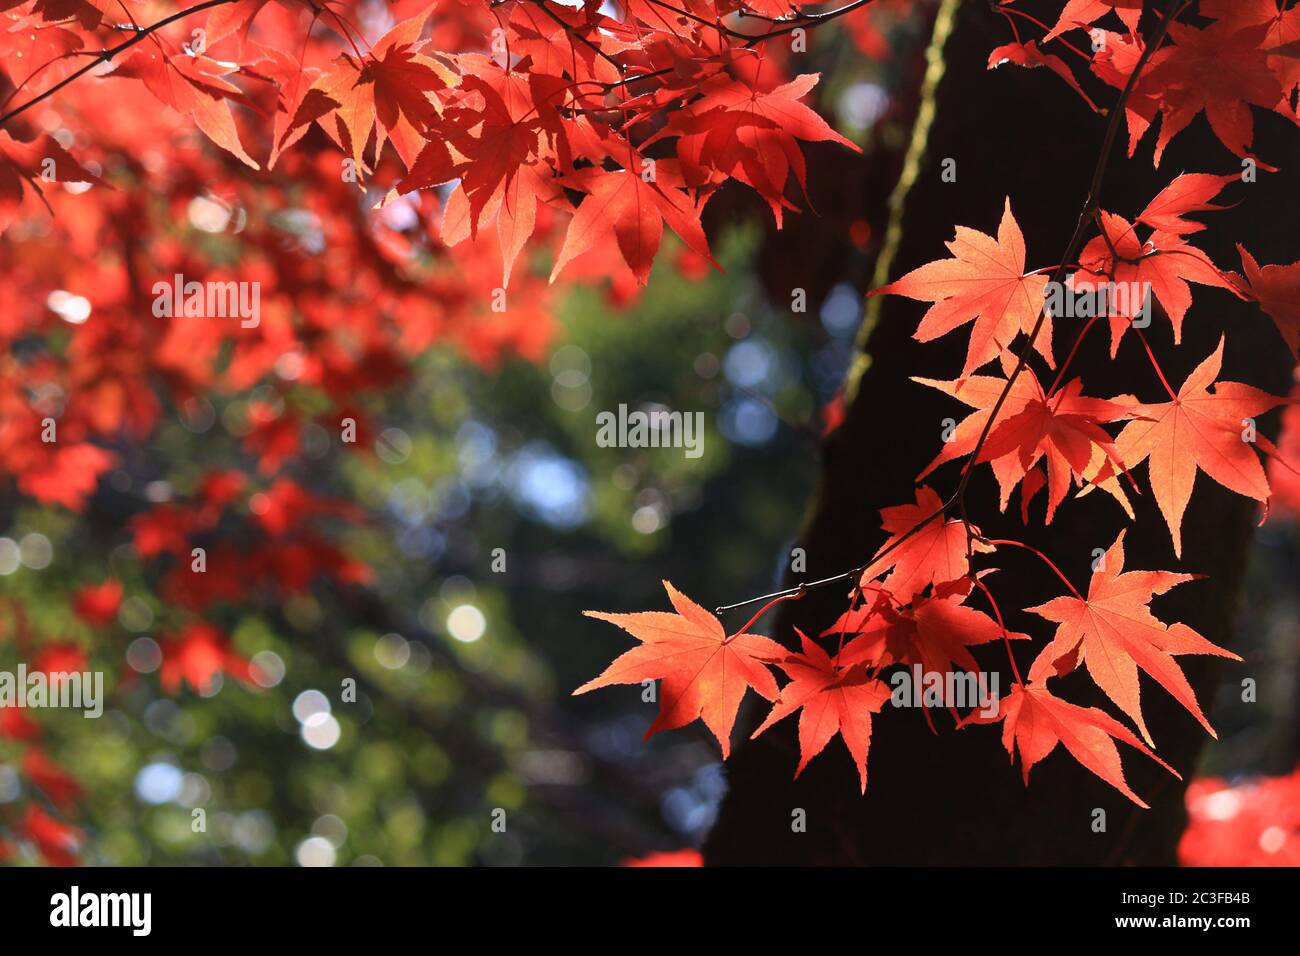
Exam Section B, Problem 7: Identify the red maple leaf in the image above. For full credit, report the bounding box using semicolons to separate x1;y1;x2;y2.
550;160;714;285
751;630;892;792
872;198;1051;377
987;40;1101;113
1236;245;1300;357
977;374;1136;522
669;72;861;226
575;581;785;756
1135;172;1235;235
1073;210;1236;355
859;485;994;604
831;581;1029;676
1025;531;1241;745
1110;338;1286;556
1045;0;1142;40
113;47;261;169
980;680;1178;808
293;13;455;172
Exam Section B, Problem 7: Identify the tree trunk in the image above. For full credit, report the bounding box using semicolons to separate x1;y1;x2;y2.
704;0;1298;865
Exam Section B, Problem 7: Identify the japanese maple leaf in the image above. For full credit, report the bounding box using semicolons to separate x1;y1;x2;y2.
296;13;454;172
397;71;551;236
982;680;1177;808
1199;0;1300;100
550;161;714;285
72;578;122;627
1044;0;1142;40
750;630;892;792
670;73;861;227
872;198;1051;377
1089;30;1177;161
575;581;785;756
976;374;1136;522
911;365;1041;480
113;48;260;169
255;43;326;168
1140;20;1288;162
1110;338;1286;556
859;485;994;603
1073;211;1235;355
1236;245;1300;358
1026;531;1241;746
1135;173;1235;235
830;581;1029;676
437;155;565;287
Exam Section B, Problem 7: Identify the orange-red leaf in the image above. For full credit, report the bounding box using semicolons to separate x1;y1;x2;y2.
751;630;891;792
1111;337;1286;556
1025;531;1241;745
575;581;785;757
872;198;1050;377
987;680;1177;808
859;485;994;603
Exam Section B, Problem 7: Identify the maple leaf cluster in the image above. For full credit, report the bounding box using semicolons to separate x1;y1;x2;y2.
579;1;1300;809
0;0;1295;859
0;0;883;862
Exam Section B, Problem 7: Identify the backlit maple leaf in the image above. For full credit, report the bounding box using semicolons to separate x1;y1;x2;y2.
751;630;892;792
1236;245;1300;358
113;47;261;169
982;680;1178;808
977;374;1136;522
872;198;1051;377
830;581;1029;676
670;73;861;227
859;485;994;603
575;581;785;756
292;13;456;172
1044;0;1142;40
550;161;714;285
1026;531;1241;746
1072;210;1235;355
1110;338;1286;556
1135;173;1234;235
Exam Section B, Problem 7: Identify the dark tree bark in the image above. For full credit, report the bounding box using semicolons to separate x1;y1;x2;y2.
705;0;1298;865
